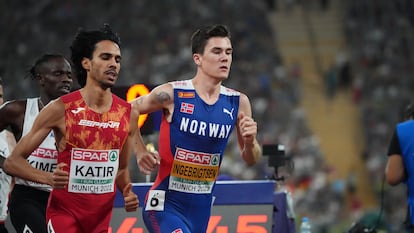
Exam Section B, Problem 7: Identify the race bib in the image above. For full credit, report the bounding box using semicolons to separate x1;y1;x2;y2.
15;147;58;191
145;190;165;211
68;148;119;194
169;147;220;194
28;147;58;172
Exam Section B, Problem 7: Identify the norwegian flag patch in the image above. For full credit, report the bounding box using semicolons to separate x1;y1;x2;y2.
180;102;194;114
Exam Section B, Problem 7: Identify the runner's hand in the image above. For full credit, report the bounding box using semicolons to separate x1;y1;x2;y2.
123;183;139;212
51;163;69;189
137;149;160;175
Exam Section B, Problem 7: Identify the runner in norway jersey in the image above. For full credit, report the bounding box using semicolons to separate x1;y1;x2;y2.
142;80;239;232
132;24;262;233
46;90;131;233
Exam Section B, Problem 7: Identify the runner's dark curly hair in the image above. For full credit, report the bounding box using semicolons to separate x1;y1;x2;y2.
70;24;121;87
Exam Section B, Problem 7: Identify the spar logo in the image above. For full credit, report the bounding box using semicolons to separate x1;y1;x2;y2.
211;155;219;166
31;148;58;159
109;150;118;162
72;148;118;162
175;148;220;165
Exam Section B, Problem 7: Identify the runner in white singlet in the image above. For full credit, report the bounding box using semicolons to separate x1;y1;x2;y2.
0;77;16;233
0;55;72;233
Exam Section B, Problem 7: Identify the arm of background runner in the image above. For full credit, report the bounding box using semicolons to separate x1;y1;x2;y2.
0;131;16;169
386;154;405;185
0;100;26;140
385;129;406;185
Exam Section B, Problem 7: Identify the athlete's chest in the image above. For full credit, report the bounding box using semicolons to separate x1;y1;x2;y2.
65;107;129;148
172;96;237;140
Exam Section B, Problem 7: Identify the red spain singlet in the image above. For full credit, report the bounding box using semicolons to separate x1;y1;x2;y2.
46;90;131;233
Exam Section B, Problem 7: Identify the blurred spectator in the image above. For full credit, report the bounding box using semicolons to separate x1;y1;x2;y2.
344;0;414;231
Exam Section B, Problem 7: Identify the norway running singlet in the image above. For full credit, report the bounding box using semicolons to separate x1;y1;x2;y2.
0;131;12;222
15;98;57;191
143;80;240;233
46;90;131;233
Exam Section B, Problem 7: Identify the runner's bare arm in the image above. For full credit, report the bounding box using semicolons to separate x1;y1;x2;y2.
0;100;26;139
236;93;262;166
116;106;139;211
0;131;16;169
133;126;160;175
129;83;173;174
386;154;406;185
116;106;138;190
129;83;174;115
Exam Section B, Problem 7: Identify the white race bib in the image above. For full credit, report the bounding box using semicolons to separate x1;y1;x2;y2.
68;148;119;194
145;190;166;211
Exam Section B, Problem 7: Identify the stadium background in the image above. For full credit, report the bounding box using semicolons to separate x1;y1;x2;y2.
1;0;414;232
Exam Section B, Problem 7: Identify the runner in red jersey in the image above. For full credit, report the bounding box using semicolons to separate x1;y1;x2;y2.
4;24;140;233
45;90;132;232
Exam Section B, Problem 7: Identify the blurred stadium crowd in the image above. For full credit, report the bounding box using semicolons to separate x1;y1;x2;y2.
1;0;414;232
344;0;414;232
